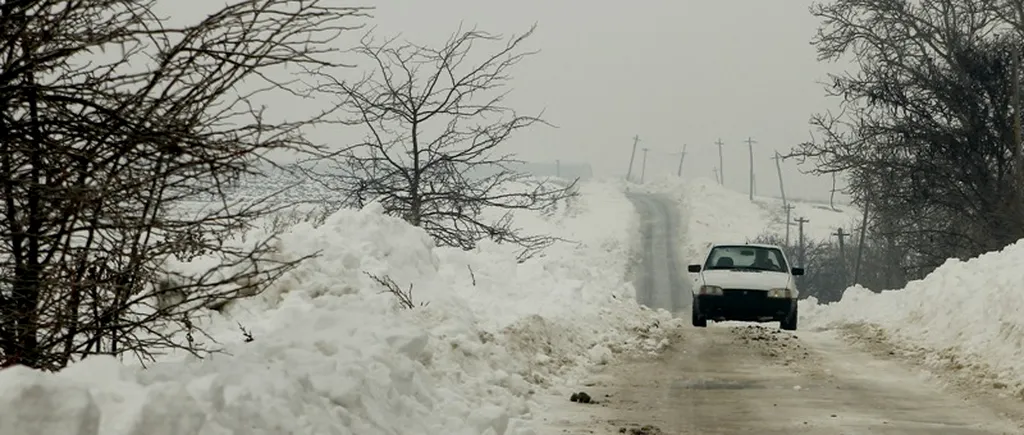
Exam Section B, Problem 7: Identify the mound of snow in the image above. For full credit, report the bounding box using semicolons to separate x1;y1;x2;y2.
639;176;859;262
801;238;1024;393
0;180;669;435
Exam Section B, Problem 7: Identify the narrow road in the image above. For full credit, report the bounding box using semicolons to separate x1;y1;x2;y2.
626;193;689;315
540;193;1024;434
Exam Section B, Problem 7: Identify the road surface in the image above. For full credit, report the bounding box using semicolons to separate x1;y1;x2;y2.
626;193;690;315
539;193;1024;434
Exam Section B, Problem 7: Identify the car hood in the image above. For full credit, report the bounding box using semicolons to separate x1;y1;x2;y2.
699;269;792;290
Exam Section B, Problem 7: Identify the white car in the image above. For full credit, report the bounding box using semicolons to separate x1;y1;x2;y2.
686;243;803;330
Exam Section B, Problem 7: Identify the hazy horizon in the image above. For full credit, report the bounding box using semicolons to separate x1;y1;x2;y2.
169;1;854;202
363;1;852;202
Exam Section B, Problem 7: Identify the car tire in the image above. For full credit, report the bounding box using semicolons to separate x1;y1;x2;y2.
780;306;798;331
691;301;707;328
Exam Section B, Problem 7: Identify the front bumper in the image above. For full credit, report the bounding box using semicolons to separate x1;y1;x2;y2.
695;290;795;322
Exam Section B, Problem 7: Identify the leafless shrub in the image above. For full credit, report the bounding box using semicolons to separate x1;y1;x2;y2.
0;0;368;370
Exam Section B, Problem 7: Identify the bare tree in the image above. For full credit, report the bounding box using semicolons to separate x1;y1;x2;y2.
306;25;577;260
749;226;916;304
0;0;367;370
787;0;1024;277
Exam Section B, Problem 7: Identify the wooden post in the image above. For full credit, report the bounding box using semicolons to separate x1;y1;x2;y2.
853;197;871;284
795;217;809;267
784;204;795;246
716;138;725;185
626;135;639;182
833;227;848;285
676;144;687;177
771;152;787;209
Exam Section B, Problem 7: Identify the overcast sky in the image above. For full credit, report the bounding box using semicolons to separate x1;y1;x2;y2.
360;0;852;202
166;0;852;202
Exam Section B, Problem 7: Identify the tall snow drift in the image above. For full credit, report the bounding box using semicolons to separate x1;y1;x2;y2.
0;180;671;435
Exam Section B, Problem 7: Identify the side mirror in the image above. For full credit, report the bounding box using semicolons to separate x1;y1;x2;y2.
791;267;804;276
687;264;702;273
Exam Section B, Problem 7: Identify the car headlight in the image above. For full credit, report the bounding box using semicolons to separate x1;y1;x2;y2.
699;285;723;296
767;288;794;298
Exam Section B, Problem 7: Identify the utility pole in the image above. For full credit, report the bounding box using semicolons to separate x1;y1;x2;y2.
833;227;848;258
783;204;795;246
715;138;725;185
829;173;839;211
853;196;871;284
771;152;787;209
833;227;849;285
626;135;640;182
795;217;809;267
676;144;688;177
1013;46;1024;220
640;147;650;184
556;159;561;178
745;137;757;201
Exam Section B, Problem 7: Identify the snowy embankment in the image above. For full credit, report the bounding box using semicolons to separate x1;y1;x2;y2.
801;240;1024;394
638;176;857;263
0;179;672;435
640;177;1024;398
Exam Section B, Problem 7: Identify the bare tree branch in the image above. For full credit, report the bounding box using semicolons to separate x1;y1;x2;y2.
303;24;578;256
0;0;369;370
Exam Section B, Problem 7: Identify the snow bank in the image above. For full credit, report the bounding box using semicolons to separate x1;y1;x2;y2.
0;180;669;435
802;238;1024;393
639;176;859;262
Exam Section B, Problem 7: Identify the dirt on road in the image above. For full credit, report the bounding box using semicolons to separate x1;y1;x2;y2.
537;323;1024;434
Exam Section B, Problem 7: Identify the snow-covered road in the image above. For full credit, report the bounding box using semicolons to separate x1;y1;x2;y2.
626;193;689;315
540;194;1024;434
544;324;1024;434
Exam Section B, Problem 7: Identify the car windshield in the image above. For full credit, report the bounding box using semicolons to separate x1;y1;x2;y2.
704;245;788;272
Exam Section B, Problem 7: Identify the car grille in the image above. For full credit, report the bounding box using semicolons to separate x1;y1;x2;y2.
721;289;768;302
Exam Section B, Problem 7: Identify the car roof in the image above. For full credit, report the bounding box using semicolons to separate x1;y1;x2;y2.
710;243;784;250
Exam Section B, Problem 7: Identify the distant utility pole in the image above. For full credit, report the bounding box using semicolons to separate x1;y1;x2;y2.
771;152;787;209
715;138;725;185
713;167;720;184
853;196;871;284
745;137;757;201
1013;46;1024;214
833;227;849;284
640;147;650;184
676;144;688;177
556;159;561;177
795;217;809;267
626;135;640;182
829;173;839;211
783;204;795;246
833;227;848;258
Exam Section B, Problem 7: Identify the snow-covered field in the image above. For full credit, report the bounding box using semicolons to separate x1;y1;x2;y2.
0;179;676;435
